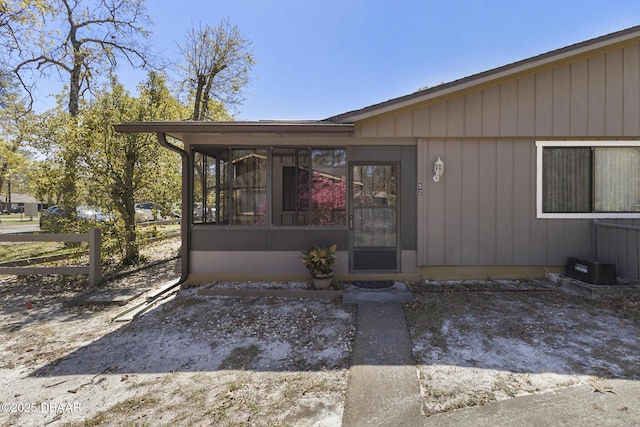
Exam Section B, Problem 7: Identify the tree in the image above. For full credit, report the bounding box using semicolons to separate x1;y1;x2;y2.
179;19;254;120
80;73;187;264
8;0;153;117
5;0;155;216
0;76;32;207
28;106;83;206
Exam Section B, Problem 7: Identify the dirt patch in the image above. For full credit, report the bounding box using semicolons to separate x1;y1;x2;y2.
0;240;355;426
405;280;640;416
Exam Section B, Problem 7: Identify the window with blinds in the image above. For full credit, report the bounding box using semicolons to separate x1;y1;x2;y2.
537;142;640;218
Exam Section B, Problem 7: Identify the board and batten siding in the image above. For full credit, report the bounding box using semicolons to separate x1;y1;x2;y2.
370;43;640;268
355;44;640;139
416;138;593;266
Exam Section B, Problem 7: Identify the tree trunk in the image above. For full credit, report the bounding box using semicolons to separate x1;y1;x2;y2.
121;148;139;265
193;76;206;120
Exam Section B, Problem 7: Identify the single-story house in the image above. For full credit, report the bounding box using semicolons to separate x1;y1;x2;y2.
116;25;640;284
2;193;43;213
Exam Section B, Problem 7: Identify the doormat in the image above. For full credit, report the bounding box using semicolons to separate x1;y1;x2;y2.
350;280;395;289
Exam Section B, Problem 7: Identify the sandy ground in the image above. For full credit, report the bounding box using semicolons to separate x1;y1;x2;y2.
1;242;640;425
406;281;640;417
0;238;355;426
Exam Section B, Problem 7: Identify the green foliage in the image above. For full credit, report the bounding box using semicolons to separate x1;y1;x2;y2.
77;72;188;264
28;108;81;208
300;244;337;277
28;72;189;265
0;78;33;202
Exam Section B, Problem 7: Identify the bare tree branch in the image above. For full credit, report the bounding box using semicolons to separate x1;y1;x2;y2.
178;18;254;120
5;0;153;117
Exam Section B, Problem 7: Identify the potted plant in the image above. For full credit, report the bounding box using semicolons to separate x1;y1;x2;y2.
300;244;337;289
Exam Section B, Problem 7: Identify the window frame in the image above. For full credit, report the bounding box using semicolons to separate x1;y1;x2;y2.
192;146;268;226
272;147;348;227
192;145;348;228
536;140;640;219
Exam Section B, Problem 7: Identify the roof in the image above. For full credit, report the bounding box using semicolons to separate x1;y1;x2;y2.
326;25;640;123
6;193;39;204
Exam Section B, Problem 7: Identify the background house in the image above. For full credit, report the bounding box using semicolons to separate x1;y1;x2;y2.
1;193;42;214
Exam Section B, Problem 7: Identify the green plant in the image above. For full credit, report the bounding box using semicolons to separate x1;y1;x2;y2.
300;244;337;277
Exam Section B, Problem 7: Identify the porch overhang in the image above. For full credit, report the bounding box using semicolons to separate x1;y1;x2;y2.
114;120;355;140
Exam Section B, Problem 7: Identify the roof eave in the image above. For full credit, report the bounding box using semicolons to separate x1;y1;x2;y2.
114;121;355;138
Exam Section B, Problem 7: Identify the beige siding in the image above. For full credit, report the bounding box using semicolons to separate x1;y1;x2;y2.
357;45;640;138
588;54;606;135
623;46;640;135
570;60;589;135
477;140;497;264
461;139;480;264
416;138;594;267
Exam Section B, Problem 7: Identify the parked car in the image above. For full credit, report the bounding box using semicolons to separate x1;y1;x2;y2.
134;202;156;222
40;205;113;232
135;202;175;222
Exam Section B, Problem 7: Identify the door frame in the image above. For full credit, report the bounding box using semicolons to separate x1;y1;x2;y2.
348;161;401;273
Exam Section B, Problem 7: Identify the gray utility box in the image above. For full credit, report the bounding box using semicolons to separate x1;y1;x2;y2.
566;257;617;286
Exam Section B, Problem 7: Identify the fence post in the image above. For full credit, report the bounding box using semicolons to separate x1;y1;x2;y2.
88;227;102;286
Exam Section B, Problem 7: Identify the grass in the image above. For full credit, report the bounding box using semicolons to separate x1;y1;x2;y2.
0;213;39;225
71;396;159;427
219;344;261;370
404;297;449;353
0;222;179;264
0;241;84;263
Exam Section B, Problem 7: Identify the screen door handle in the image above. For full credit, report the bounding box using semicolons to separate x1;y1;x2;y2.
349;214;353;230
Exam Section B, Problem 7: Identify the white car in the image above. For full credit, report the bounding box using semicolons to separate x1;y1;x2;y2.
135;202;173;222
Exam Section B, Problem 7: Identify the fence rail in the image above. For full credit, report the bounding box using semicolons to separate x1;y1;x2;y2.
0;228;101;285
595;221;640;281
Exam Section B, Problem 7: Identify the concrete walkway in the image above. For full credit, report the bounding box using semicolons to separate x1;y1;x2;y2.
423;379;640;426
342;282;423;426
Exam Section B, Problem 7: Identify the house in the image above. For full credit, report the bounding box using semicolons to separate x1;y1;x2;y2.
2;193;42;213
116;26;640;283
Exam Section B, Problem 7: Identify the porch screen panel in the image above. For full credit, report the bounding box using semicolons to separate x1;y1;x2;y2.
542;147;591;213
296;149;310;224
193;152;204;224
310;149;347;225
192;150;229;224
231;149;267;225
211;152;230;224
595;147;640;212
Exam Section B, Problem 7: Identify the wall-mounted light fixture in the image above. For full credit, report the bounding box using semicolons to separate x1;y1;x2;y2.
433;157;444;182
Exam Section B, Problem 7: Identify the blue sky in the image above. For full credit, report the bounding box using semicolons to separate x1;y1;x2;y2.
40;1;640;120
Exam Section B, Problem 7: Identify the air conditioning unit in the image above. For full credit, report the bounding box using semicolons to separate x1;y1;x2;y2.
566;257;617;286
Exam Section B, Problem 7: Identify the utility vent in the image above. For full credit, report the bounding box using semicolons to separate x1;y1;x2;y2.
566;257;617;286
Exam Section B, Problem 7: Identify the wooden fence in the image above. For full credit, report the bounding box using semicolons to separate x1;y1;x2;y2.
595;221;640;281
0;228;101;286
